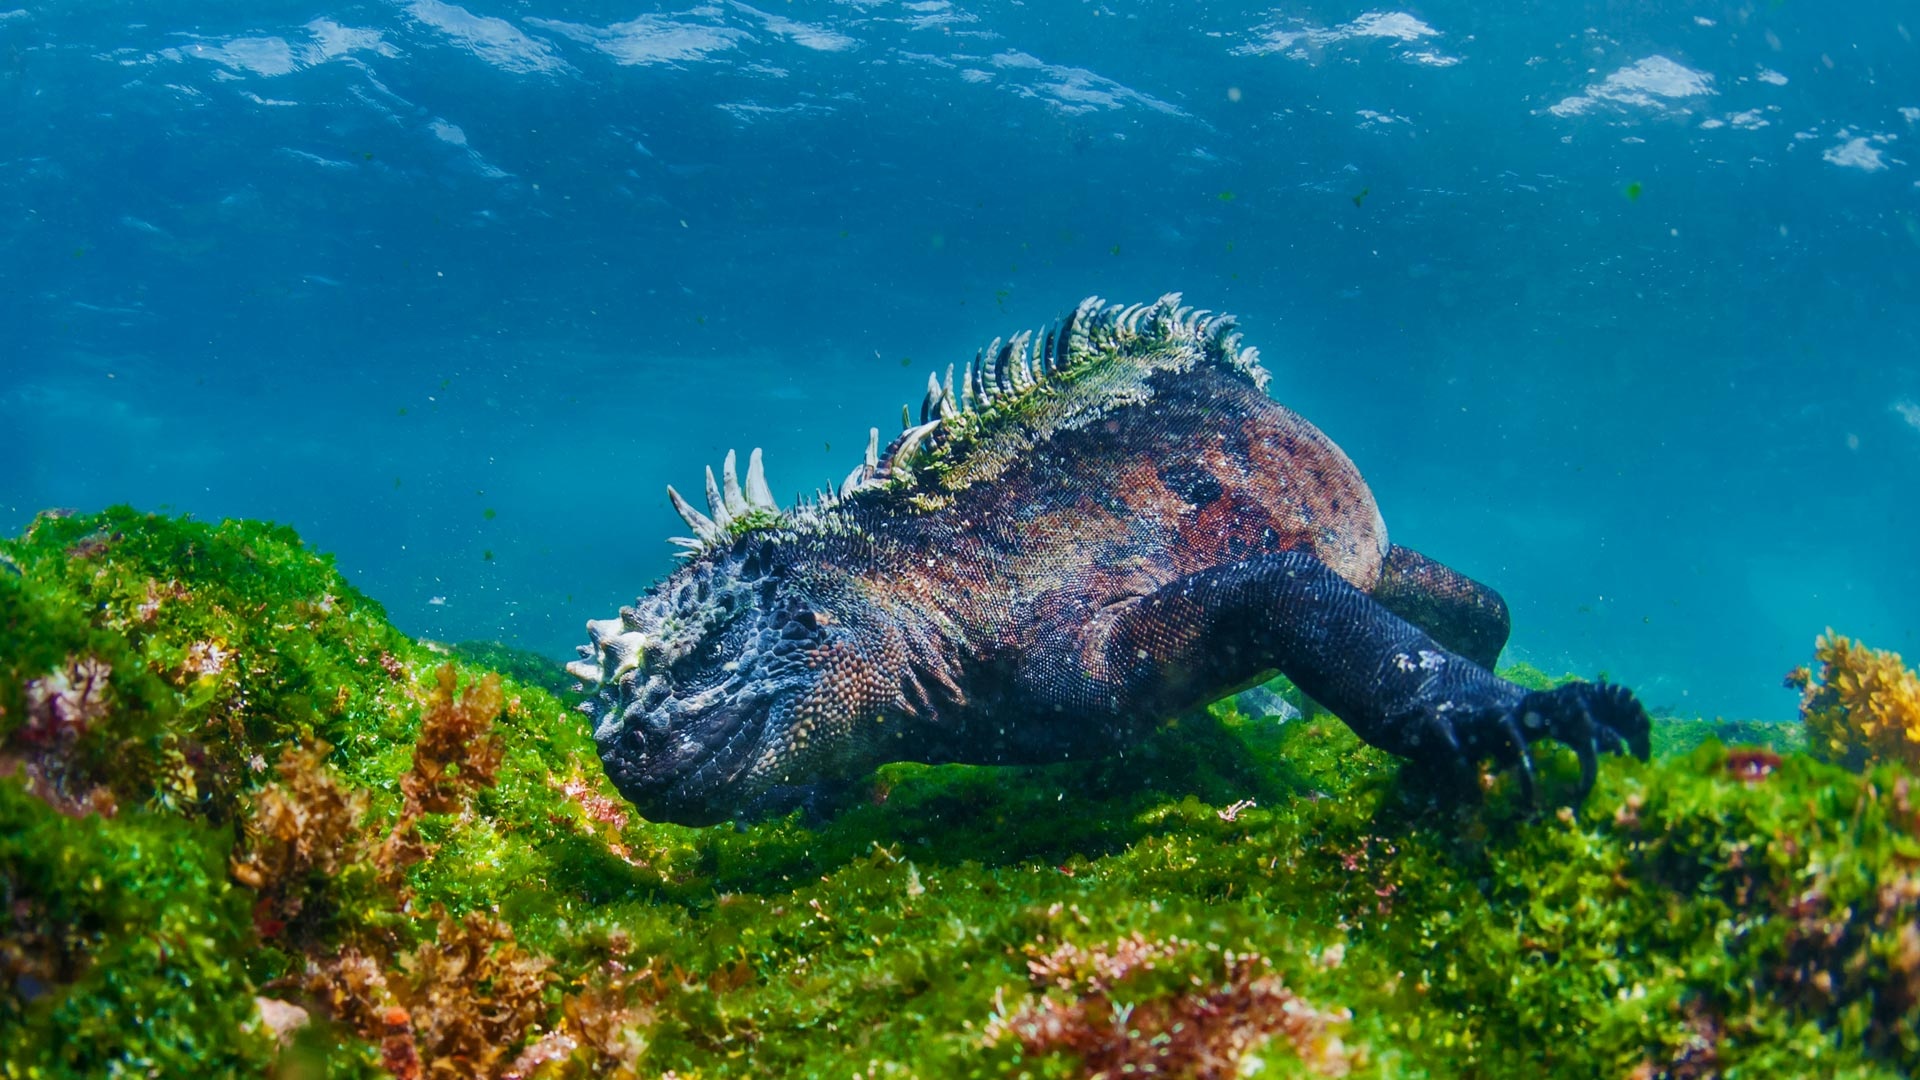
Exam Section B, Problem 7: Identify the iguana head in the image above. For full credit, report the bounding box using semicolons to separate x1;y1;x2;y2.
569;450;894;826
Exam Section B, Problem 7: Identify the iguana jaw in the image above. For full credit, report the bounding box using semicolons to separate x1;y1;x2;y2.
595;671;808;827
576;545;841;826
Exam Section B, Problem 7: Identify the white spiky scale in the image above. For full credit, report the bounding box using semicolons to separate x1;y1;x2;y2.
887;420;942;477
744;448;775;509
567;616;650;688
721;450;749;517
839;463;867;499
703;466;734;530
667;485;722;544
1008;331;1032;390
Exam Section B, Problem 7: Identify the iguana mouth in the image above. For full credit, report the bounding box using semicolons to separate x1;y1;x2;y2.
602;681;780;827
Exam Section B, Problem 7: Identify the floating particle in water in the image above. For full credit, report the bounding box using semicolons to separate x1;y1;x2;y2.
1894;399;1920;432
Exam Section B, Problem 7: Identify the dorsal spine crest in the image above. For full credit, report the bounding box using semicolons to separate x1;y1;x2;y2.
662;294;1269;557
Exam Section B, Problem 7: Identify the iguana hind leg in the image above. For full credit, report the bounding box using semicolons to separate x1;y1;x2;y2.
1373;544;1510;670
1058;551;1646;800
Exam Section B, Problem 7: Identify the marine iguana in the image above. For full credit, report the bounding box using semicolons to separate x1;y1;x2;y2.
569;294;1650;826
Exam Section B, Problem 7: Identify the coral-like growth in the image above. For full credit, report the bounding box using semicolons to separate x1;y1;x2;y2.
301;908;556;1080
552;968;653;1077
229;741;369;936
394;908;554;1078
987;933;1354;1077
5;654;118;817
19;654;114;745
379;665;505;878
403;666;506;816
1794;631;1920;770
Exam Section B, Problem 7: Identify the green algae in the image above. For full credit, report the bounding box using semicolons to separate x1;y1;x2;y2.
2;507;1916;1078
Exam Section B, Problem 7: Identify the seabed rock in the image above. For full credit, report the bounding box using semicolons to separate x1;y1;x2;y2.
1;507;1915;1078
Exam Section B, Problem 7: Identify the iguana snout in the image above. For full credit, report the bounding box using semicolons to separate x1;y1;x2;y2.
572;541;850;826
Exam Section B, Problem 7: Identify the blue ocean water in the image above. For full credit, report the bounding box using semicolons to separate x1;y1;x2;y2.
1;1;1914;721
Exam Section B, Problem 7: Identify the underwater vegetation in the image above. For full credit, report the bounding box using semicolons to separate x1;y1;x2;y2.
1791;631;1920;772
2;507;1918;1078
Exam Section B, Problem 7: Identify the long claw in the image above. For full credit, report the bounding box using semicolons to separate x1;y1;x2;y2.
1432;679;1652;809
1503;715;1536;804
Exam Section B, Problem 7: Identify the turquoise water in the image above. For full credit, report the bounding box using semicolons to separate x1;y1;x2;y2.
2;1;1914;720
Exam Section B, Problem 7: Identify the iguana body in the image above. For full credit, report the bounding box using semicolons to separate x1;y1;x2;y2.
570;295;1648;825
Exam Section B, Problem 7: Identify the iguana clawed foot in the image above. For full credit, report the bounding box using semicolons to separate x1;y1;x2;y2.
1421;681;1652;806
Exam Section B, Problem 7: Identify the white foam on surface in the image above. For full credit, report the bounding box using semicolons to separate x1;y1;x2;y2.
1356;108;1410;128
278;148;356;169
733;1;856;52
304;19;397;63
1237;10;1458;65
405;0;566;74
1549;55;1713;117
204;36;298;77
989;50;1184;116
715;100;838;123
1823;135;1889;172
529;15;749;66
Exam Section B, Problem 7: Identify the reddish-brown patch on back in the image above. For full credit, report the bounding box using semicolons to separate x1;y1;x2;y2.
1237;403;1385;589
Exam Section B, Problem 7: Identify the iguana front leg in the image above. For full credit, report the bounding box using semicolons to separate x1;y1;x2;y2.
1052;551;1650;799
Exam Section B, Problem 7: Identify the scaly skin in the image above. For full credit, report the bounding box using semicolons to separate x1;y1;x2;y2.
570;295;1650;826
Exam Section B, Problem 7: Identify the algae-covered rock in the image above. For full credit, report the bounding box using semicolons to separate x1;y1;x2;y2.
1;508;1916;1078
